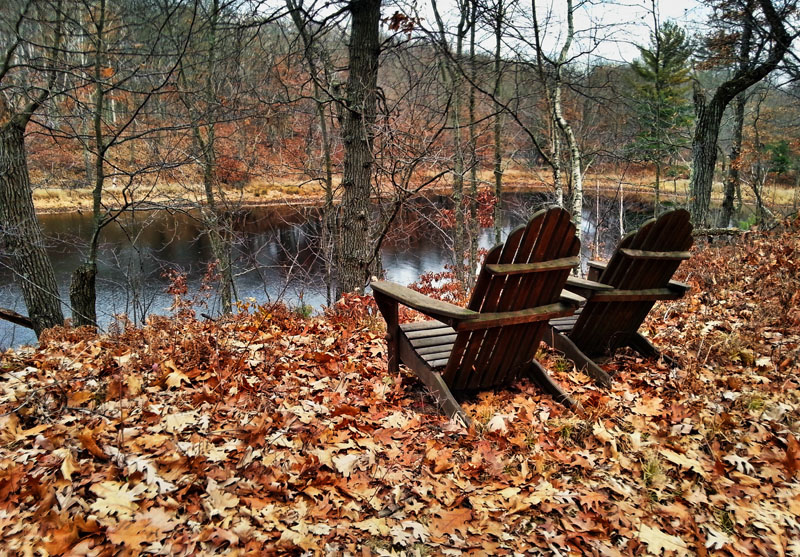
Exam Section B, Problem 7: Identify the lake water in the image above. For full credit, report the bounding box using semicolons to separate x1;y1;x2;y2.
0;193;653;348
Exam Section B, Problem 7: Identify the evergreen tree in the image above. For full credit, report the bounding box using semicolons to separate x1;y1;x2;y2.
630;21;693;216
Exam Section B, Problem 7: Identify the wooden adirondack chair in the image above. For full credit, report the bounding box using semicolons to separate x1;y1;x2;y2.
546;209;693;386
372;207;583;423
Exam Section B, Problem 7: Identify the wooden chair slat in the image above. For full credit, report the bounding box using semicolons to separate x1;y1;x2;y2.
485;256;580;276
618;249;691;261
493;210;580;385
401;320;447;332
416;344;455;357
468;211;555;388
404;326;456;340
408;333;458;349
456;222;532;389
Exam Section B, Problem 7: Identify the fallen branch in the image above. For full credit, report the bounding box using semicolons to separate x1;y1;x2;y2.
0;308;34;329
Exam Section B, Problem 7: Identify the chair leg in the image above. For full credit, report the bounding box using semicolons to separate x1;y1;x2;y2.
544;327;614;388
398;339;470;426
414;364;471;427
523;360;583;413
625;332;676;367
373;293;399;374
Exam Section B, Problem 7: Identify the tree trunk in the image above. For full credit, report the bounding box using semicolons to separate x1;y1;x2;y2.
69;263;97;328
0;120;64;337
553;72;582;235
71;0;107;328
287;0;337;303
467;0;478;290
654;160;661;217
548;0;581;235
336;0;381;297
721;93;746;227
492;0;504;245
688;0;791;228
689;89;725;227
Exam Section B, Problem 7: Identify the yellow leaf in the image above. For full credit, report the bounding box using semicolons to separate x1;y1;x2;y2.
660;449;707;477
632;397;664;416
332;453;361;478
107;519;159;549
498;486;520;499
57;448;78;480
90;481;144;518
353;517;390;536
204;479;239;519
165;370;190;389
637;524;687;554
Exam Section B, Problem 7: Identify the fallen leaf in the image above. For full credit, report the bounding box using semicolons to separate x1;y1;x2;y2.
637;524;687;554
332;453;361;478
661;449;707;477
90;481;145;518
430;508;472;537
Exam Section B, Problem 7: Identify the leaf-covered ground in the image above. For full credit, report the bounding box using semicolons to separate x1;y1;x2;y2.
1;220;799;556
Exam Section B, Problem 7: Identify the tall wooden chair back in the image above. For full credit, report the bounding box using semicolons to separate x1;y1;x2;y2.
568;209;693;356
441;207;580;390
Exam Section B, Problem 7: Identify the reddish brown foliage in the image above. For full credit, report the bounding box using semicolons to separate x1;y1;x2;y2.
0;220;798;555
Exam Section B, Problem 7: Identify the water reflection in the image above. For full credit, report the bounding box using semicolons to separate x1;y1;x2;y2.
0;193;652;348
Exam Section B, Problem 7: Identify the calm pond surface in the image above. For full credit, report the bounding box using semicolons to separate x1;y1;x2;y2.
0;193;654;348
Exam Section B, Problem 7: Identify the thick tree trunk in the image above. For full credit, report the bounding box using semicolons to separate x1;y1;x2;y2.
0;121;64;337
690;90;725;227
721;93;746;227
688;0;791;228
336;0;381;297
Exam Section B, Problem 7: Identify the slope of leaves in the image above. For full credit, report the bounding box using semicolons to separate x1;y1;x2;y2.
1;222;799;556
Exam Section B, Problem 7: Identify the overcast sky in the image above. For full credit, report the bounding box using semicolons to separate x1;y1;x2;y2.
409;0;711;64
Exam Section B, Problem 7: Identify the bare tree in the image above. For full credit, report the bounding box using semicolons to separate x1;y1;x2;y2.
689;0;795;227
336;0;381;297
0;0;65;336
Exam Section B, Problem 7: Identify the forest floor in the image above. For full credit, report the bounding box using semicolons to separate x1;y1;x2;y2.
30;167;798;215
1;219;799;555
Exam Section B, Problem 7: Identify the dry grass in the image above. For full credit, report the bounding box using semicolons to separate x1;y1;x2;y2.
30;165;797;214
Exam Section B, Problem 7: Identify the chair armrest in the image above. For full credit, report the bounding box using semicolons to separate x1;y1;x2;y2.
371;280;477;324
587;260;607;281
455;301;576;331
564;276;613;300
559;289;586;306
668;280;690;294
566;276;613;291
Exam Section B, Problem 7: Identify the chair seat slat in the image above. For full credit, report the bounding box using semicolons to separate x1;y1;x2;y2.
404;326;454;340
